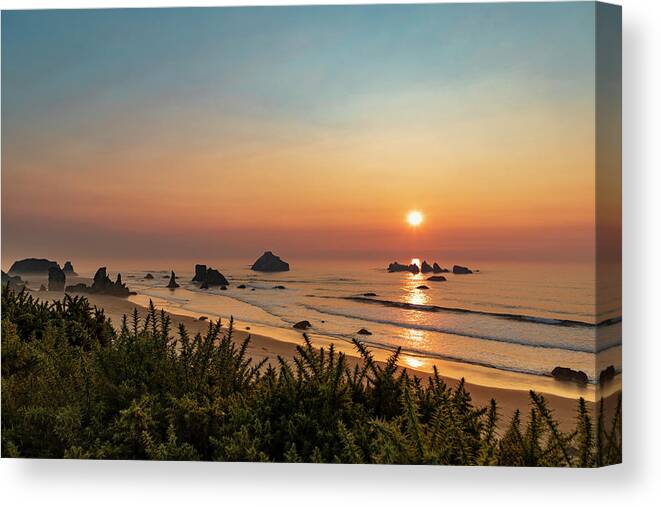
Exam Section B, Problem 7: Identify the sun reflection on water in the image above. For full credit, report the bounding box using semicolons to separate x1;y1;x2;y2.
404;356;425;369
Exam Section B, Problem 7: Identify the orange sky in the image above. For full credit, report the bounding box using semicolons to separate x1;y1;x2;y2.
1;5;620;268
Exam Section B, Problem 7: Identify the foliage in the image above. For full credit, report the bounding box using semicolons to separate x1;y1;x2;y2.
1;286;622;465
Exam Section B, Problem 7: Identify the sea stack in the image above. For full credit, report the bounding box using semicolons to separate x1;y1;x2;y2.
8;258;59;275
421;260;434;273
65;267;132;297
192;265;229;286
192;264;207;282
204;268;229;287
387;262;420;274
62;261;77;276
432;262;448;273
48;266;66;291
251;251;290;272
167;271;180;289
551;367;588;384
452;265;473;274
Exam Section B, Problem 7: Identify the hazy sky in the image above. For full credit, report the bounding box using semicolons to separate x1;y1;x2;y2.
1;3;609;269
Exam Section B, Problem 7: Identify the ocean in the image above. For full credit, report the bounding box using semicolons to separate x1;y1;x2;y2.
116;259;621;392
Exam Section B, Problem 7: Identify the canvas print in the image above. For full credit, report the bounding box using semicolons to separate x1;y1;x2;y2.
1;2;621;466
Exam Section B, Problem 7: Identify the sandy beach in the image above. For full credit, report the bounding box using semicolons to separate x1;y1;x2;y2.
26;276;620;431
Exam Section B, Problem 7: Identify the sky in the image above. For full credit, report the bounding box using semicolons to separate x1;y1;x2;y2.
1;3;618;269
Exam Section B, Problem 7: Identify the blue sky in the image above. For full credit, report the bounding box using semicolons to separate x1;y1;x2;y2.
1;3;608;267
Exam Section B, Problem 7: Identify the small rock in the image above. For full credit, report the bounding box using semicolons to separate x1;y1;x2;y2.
427;276;447;282
198;316;208;321
551;367;589;384
453;265;473;275
599;365;616;383
167;271;180;289
416;285;430;290
237;284;247;289
144;273;154;280
273;285;286;290
220;285;227;291
39;284;47;291
363;292;377;296
293;320;311;330
357;328;372;335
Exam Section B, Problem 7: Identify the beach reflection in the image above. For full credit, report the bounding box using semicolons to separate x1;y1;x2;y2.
404;272;430;310
404;356;426;369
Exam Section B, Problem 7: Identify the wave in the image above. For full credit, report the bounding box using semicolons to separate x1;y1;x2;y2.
337;296;621;328
299;325;614;384
301;304;621;354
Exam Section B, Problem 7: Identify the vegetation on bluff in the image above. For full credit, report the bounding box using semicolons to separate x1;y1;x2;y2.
1;286;621;465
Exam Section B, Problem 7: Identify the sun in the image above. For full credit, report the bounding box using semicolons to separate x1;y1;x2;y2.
406;210;424;227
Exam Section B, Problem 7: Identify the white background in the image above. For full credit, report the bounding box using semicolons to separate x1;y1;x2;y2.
0;0;659;505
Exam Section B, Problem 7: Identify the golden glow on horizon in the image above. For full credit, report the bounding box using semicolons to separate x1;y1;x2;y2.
406;210;424;227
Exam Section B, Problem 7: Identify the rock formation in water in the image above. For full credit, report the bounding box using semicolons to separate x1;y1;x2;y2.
191;265;229;286
387;262;420;274
167;271;180;289
427;275;447;282
452;265;473;275
8;258;60;275
433;263;449;273
144;273;154;280
357;328;372;335
599;365;616;383
251;251;290;272
62;261;77;276
48;266;66;291
2;270;26;291
204;268;229;287
192;264;207;282
421;261;434;273
65;267;132;297
551;367;588;384
416;285;430;290
293;320;311;330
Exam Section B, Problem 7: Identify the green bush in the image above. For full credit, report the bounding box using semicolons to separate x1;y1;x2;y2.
1;286;621;465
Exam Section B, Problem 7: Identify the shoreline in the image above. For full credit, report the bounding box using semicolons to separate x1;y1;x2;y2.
29;286;621;430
